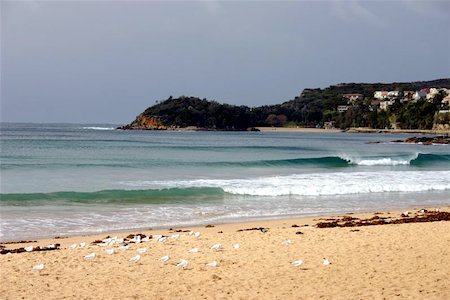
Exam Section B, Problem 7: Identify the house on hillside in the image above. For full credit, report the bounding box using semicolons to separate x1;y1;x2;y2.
374;91;389;100
380;100;395;110
387;91;400;98
401;91;415;102
337;105;350;112
427;88;440;100
414;90;427;101
343;93;364;104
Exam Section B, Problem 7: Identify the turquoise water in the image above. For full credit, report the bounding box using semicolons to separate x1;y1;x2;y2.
1;123;449;241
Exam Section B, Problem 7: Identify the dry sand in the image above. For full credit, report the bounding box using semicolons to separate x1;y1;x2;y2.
1;207;449;300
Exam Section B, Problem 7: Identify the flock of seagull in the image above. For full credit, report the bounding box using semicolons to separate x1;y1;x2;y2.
31;231;332;271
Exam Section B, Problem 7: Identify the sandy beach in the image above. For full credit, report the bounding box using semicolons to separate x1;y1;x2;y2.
1;207;449;300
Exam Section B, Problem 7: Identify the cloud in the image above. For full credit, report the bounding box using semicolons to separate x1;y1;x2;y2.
400;0;450;19
331;0;386;28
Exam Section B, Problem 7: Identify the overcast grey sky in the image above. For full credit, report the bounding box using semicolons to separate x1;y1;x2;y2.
1;0;449;123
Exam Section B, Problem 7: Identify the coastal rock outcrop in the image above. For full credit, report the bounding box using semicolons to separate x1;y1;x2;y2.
118;115;167;130
392;136;450;145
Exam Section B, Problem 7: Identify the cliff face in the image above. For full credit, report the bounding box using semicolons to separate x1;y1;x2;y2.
118;115;167;130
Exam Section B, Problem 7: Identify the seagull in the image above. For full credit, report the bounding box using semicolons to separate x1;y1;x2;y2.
282;239;292;246
206;261;219;267
129;255;141;263
47;244;56;249
102;237;112;244
24;246;33;252
291;260;304;267
104;249;114;255
33;264;45;270
153;234;163;240
211;243;223;251
323;258;331;265
233;243;240;249
176;259;189;268
79;242;86;248
136;247;147;254
194;232;201;238
158;237;168;243
130;235;141;244
119;245;129;251
188;247;200;253
160;255;170;263
170;234;180;240
84;252;96;261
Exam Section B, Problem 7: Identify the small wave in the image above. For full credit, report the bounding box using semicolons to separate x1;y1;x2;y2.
82;127;115;130
341;154;417;166
122;170;450;197
0;187;226;204
341;153;450;166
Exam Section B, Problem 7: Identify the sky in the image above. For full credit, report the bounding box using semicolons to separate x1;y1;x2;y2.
1;0;449;123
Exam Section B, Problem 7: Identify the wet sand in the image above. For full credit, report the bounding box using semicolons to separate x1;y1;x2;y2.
1;207;449;299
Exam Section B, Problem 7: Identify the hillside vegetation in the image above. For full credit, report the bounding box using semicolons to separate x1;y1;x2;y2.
119;78;450;130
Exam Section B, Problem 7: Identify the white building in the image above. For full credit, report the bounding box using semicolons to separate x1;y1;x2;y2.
387;91;400;98
413;91;427;101
374;91;388;100
337;105;350;112
380;100;395;110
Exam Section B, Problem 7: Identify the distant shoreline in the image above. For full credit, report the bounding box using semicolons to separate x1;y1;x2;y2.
256;126;450;135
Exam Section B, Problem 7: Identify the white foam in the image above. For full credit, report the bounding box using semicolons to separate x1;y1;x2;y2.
340;153;419;166
124;170;450;197
82;127;115;130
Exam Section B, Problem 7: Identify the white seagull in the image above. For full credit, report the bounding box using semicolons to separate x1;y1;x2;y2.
136;247;147;254
153;234;163;240
84;252;96;261
160;255;170;263
206;261;219;267
176;259;189;268
323;258;331;265
129;255;141;263
102;237;112;245
282;239;292;246
104;249;114;255
79;242;86;248
291;260;304;267
47;244;56;249
188;247;200;253
33;264;45;270
24;246;33;252
211;243;223;251
130;235;141;244
158;237;168;243
194;232;201;238
233;243;240;250
119;245;129;251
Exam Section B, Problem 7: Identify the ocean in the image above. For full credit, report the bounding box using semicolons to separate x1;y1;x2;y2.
1;123;449;241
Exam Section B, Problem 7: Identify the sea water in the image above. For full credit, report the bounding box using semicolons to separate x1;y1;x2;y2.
1;123;449;241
